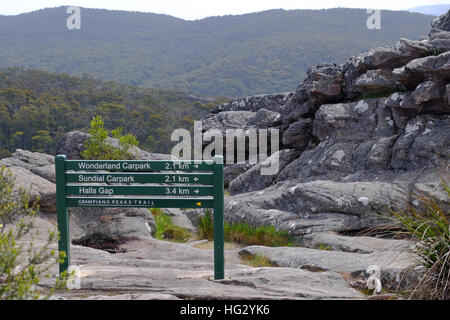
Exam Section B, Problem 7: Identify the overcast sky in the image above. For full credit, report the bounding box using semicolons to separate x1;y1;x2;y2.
1;0;448;20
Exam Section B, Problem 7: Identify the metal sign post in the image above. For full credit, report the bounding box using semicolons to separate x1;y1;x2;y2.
55;155;225;280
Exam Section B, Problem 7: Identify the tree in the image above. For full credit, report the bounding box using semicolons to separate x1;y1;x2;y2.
31;130;54;152
81;115;139;160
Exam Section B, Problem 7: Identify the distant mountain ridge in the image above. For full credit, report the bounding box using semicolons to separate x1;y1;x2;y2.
0;7;435;97
408;4;450;16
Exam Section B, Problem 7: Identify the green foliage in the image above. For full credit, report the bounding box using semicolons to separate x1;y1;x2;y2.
198;210;214;241
150;209;192;243
0;68;219;157
224;223;295;247
81;115;138;160
239;253;278;267
316;244;332;251
391;180;450;300
0;167;60;299
197;210;295;246
0;7;434;97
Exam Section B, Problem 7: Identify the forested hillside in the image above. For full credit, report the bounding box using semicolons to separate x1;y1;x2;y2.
0;7;434;97
0;68;222;158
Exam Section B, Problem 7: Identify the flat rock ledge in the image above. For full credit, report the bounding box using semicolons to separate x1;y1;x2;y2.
46;239;363;300
239;244;421;291
32;216;362;300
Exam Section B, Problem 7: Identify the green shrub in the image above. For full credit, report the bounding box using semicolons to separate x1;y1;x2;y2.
198;210;214;241
81;115;139;160
316;243;332;251
391;180;449;300
224;223;295;247
197;211;295;247
239;253;278;267
0;167;61;299
150;209;191;243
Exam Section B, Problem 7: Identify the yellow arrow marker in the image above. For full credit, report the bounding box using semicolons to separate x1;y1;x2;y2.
196;202;202;207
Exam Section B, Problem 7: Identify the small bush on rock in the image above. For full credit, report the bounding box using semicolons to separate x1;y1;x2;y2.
150;209;191;243
81;115;139;160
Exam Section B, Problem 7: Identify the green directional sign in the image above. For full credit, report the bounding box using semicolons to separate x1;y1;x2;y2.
65;172;214;184
55;155;224;280
65;160;214;172
66;185;214;197
66;197;214;208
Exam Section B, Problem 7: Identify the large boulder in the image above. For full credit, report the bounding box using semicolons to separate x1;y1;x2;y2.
0;149;55;182
55;130;89;160
391;115;450;170
276;98;395;182
4;166;56;213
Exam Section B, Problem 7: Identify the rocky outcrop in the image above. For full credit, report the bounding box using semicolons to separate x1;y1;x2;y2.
0;149;56;182
342;38;436;99
198;11;450;285
55;131;90;160
211;92;293;114
224;179;410;236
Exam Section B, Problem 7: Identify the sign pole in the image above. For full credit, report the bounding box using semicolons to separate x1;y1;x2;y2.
212;155;225;280
55;155;70;274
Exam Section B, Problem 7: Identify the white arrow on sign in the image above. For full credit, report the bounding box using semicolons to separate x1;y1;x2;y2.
194;164;199;169
194;177;199;182
194;189;199;194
